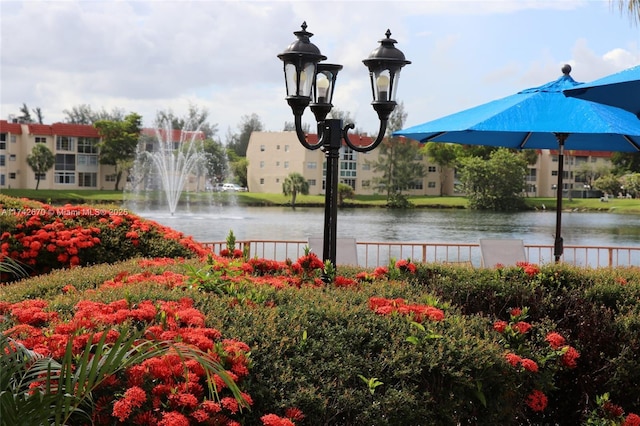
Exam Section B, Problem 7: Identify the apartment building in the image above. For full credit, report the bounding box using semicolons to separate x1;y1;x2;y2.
246;131;455;196
246;131;613;198
0;120;116;190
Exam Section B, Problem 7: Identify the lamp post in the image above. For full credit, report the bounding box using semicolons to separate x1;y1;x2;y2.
278;22;410;279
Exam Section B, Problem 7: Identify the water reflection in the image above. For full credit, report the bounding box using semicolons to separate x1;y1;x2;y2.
139;206;640;248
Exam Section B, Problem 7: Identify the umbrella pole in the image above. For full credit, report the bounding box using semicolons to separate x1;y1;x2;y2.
554;133;568;263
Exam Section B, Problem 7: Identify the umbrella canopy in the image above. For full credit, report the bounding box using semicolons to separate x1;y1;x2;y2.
394;65;640;263
563;65;640;118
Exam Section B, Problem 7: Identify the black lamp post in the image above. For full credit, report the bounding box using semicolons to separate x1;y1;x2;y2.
278;22;410;278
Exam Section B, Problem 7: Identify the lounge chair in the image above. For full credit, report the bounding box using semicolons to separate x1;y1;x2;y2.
308;237;358;266
479;239;527;267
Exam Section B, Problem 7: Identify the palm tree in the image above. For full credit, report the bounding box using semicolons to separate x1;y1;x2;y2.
26;144;55;190
282;172;309;207
616;0;640;24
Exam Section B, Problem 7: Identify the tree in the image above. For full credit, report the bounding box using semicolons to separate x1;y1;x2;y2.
227;113;263;157
611;152;640;174
226;150;248;188
593;174;622;197
458;148;528;210
63;105;125;125
155;104;219;139
17;103;32;123
620;173;640;198
616;0;640;24
26;144;54;190
283;172;309;207
94;113;142;191
203;139;228;186
422;142;457;196
369;102;425;207
337;183;355;206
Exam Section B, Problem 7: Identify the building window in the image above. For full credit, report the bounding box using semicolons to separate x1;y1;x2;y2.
409;181;424;190
361;163;370;171
9;172;16;179
308;179;316;186
35;136;47;144
284;145;290;152
34;172;46;180
340;161;357;177
307;162;317;169
9;154;16;161
276;161;280;167
105;174;117;182
0;174;4;186
428;166;437;173
284;161;289;168
276;145;280;150
56;136;76;151
260;178;264;184
260;145;265;152
551;171;558;177
55;154;76;171
361;180;370;188
342;179;356;189
11;135;16;143
77;154;98;166
78;137;99;154
260;161;265;168
54;172;75;184
428;181;436;188
0;141;5;150
0;155;5;166
78;172;97;187
275;178;280;183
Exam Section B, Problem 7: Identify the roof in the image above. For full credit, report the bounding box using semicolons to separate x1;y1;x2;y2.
549;150;612;158
0;120;23;134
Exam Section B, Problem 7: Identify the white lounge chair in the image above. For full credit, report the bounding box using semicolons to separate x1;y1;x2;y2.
308;237;358;266
479;239;527;267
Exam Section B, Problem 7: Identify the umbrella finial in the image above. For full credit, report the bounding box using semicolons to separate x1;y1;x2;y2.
562;64;572;75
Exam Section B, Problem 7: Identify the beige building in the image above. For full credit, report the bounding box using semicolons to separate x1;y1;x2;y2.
0;120;116;190
246;131;455;196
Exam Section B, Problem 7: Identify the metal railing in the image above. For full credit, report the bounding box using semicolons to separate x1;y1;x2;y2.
201;240;640;268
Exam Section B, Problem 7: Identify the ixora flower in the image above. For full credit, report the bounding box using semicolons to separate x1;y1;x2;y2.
526;389;548;412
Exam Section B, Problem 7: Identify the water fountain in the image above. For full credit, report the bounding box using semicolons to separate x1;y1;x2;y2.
127;119;207;215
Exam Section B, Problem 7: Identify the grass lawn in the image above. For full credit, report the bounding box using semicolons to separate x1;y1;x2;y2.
1;188;638;213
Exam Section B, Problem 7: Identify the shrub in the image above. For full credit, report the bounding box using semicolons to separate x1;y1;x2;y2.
0;195;209;281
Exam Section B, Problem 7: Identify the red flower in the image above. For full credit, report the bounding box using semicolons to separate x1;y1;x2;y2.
285;407;305;421
623;413;640;426
520;358;539;373
158;411;190;426
526;389;548;412
561;346;580;369
261;414;296;426
509;307;523;317
493;320;508;333
545;332;566;350
505;352;522;367
603;401;624;417
511;321;532;334
334;276;357;287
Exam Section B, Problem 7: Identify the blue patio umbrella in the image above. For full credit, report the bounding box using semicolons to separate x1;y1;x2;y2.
394;65;640;262
563;65;640;118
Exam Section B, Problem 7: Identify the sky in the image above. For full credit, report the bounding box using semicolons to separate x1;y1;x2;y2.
1;0;639;140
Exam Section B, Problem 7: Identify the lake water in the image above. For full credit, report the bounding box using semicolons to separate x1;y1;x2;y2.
138;205;640;248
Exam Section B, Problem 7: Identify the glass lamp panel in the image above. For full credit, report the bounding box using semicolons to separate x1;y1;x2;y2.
300;62;316;97
284;63;299;97
372;69;391;102
390;69;401;102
